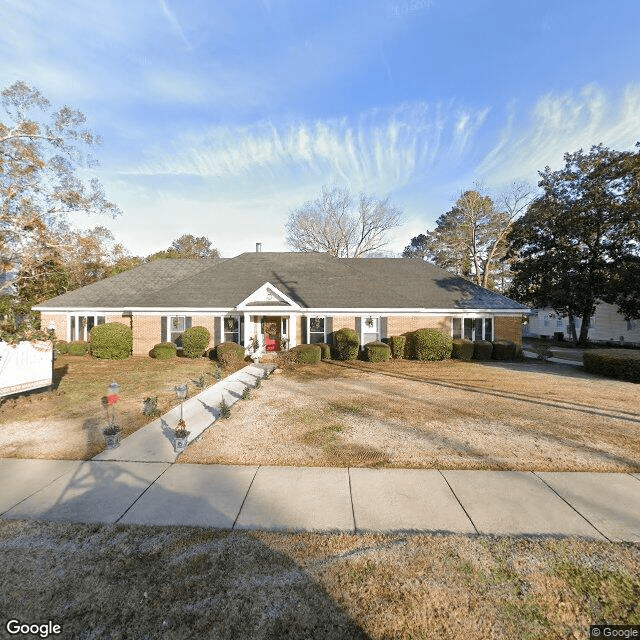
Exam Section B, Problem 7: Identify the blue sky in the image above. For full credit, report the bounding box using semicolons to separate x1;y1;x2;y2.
2;0;640;258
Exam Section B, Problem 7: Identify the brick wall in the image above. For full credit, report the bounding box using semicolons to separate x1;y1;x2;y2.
331;315;356;332
131;315;162;356
40;313;67;341
387;315;449;336
495;316;523;345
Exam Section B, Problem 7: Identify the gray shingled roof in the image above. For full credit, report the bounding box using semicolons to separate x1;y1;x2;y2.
35;252;526;311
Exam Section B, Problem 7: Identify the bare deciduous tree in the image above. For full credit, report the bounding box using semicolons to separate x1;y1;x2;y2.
286;186;403;258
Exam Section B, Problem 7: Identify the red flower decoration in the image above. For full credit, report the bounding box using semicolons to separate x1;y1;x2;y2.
107;394;119;405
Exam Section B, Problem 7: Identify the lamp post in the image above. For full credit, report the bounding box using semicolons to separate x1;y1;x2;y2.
175;383;188;420
107;380;120;428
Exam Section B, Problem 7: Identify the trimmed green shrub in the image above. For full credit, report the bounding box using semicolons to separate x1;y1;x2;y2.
55;340;69;355
366;341;391;363
67;341;90;356
411;329;452;361
583;349;640;383
492;340;517;361
90;322;132;359
388;335;406;359
292;344;321;364
452;338;474;361
473;340;493;360
215;341;245;367
152;342;177;359
333;328;360;361
181;326;210;359
316;342;331;360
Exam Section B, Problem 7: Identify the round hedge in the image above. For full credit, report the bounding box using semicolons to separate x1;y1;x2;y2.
365;341;390;363
90;322;132;359
316;342;331;360
215;341;245;366
389;335;406;359
181;326;210;359
67;341;90;356
411;329;452;361
153;342;177;359
473;340;493;360
451;338;474;361
333;328;360;361
292;344;321;364
492;340;517;361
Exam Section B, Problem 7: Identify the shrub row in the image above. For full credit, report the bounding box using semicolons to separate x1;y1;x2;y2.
582;349;640;383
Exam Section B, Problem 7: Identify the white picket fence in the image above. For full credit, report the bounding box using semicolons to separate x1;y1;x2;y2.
0;340;53;397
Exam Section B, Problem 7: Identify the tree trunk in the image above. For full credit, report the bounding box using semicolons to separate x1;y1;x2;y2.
567;313;578;346
578;312;591;345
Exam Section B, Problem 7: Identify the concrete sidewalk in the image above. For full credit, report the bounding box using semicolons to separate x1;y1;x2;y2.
1;458;638;541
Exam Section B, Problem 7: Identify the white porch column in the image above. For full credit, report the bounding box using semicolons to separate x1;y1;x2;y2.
288;313;297;348
243;312;251;351
219;315;225;344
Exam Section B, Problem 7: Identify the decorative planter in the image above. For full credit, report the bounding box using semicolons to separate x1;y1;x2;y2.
174;428;190;452
103;428;121;449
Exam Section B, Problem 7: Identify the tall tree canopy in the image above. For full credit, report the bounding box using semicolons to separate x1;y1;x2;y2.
286;186;403;258
146;234;220;260
403;182;532;290
0;81;121;301
507;144;640;344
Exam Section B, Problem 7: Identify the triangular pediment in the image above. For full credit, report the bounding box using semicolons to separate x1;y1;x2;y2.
237;282;300;309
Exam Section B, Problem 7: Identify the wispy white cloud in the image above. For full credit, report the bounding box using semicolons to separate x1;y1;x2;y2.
132;102;489;194
158;0;192;51
478;83;640;185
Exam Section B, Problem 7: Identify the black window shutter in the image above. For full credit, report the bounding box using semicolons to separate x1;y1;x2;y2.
326;317;333;344
185;317;192;329
301;316;307;344
380;317;388;341
161;317;167;343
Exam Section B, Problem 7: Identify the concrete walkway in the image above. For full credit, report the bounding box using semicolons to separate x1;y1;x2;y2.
1;459;638;540
1;364;639;540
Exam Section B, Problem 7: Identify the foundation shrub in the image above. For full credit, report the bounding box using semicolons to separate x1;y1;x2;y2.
181;326;210;358
411;328;452;361
55;340;69;355
90;322;132;359
389;335;406;359
473;340;493;360
316;342;331;360
583;349;640;383
152;342;177;359
492;340;517;360
333;328;360;361
67;341;90;356
365;341;390;363
215;341;245;367
292;344;321;364
452;338;474;360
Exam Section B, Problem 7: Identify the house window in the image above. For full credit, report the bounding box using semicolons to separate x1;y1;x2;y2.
169;316;186;347
69;314;106;341
223;317;240;343
452;317;493;341
308;316;325;344
361;316;380;345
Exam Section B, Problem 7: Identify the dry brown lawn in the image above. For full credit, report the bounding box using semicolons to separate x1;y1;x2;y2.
181;358;640;472
1;519;638;639
0;353;243;460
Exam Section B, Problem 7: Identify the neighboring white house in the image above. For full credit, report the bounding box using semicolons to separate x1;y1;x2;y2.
523;301;640;345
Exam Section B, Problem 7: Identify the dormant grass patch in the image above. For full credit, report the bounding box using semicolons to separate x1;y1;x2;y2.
1;519;638;639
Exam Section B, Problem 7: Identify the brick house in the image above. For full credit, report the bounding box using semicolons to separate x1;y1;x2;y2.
34;250;528;356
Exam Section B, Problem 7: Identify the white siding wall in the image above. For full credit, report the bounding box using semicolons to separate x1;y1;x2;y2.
524;302;640;344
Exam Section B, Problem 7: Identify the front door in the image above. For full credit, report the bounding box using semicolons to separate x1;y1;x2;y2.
262;317;281;351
